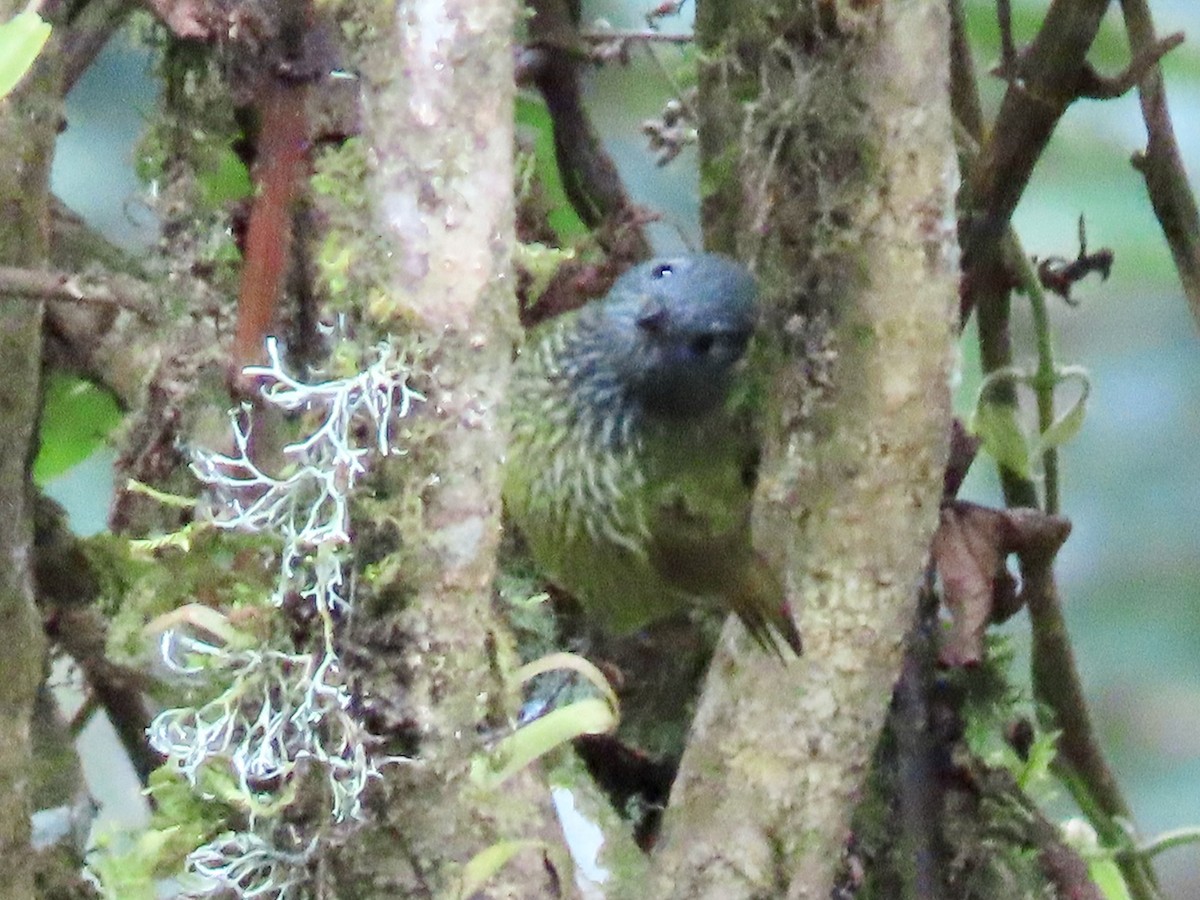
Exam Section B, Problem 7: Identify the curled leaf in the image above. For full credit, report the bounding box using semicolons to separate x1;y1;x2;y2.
458;840;560;900
514;651;619;715
472;697;617;788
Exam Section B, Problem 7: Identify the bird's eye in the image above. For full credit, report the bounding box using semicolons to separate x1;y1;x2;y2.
651;263;675;279
689;334;715;355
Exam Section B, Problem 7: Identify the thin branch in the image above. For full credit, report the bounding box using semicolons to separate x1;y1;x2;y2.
523;0;652;258
943;418;981;500
1132;826;1200;860
230;75;309;381
1076;32;1184;100
61;0;135;94
996;0;1016;77
0;264;159;318
1119;0;1200;329
947;0;984;141
639;41;696;120
949;13;1161;899
33;494;163;784
67;692;100;736
48;607;163;784
1035;215;1114;304
1009;235;1062;514
962;0;1109;311
578;28;692;44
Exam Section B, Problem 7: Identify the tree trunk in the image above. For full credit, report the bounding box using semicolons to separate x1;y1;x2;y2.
328;0;570;894
646;3;958;897
0;8;60;898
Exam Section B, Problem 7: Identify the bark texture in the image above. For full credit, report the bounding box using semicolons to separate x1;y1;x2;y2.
333;1;568;895
645;2;958;898
0;10;59;899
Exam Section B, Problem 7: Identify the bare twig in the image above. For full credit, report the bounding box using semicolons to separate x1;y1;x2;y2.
0;265;159;318
1036;216;1114;304
1120;0;1200;329
963;0;1109;303
523;0;652;258
1076;32;1184;100
1024;560;1160;900
48;607;163;784
947;0;984;141
578;28;692;45
996;0;1016;77
943;418;981;501
1130;826;1200;860
33;495;162;784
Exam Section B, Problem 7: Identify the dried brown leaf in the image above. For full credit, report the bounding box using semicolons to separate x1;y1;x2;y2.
932;501;1070;666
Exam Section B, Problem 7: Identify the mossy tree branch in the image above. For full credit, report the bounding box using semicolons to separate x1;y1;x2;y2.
644;3;958;897
0;3;62;897
324;0;568;895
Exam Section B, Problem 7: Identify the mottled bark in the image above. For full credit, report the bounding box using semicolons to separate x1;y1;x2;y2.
0;8;60;898
645;2;958;898
332;1;568;896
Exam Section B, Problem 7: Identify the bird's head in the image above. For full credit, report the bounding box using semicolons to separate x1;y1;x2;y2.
578;254;759;419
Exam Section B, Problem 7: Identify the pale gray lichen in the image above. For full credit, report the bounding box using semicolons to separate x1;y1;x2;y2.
150;338;421;898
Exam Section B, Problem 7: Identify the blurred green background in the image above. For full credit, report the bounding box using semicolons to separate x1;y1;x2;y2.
46;0;1199;894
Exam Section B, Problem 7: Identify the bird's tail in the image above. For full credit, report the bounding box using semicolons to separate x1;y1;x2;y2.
732;556;803;658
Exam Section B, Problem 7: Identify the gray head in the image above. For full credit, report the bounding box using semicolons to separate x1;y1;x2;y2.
573;254;758;419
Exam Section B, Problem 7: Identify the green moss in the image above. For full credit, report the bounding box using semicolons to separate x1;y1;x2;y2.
86;528;280;668
91;767;236;898
698;144;739;201
315;0;390;71
495;552;559;662
310;138;421;329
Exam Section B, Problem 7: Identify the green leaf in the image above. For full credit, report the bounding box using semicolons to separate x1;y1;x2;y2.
1087;856;1133;900
971;397;1031;478
0;11;51;100
516;95;588;241
458;840;548;900
34;372;122;483
471;697;616;789
1015;728;1058;793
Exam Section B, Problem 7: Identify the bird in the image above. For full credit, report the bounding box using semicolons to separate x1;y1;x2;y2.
503;253;802;656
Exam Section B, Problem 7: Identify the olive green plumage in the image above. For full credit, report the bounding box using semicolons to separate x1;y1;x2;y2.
503;254;802;655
